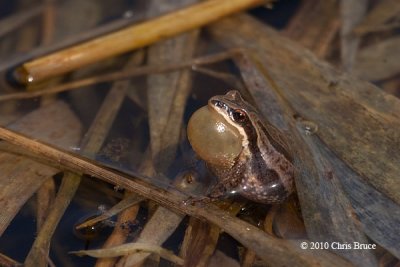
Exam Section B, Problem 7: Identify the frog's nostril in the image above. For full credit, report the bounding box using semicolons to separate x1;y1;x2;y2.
217;101;226;109
211;100;222;108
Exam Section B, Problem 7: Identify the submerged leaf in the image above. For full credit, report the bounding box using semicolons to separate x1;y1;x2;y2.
355;37;400;81
71;242;184;265
209;13;400;261
354;0;400;35
0;101;82;235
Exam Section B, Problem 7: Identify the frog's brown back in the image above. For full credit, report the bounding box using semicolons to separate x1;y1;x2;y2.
257;120;294;163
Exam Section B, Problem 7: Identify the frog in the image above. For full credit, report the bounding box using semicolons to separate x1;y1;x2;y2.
187;90;295;204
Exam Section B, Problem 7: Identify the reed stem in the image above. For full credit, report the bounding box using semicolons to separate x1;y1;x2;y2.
19;0;266;84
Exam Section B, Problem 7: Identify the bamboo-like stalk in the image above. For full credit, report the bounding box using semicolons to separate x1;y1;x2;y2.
18;0;266;84
0;14;141;73
1;50;237;102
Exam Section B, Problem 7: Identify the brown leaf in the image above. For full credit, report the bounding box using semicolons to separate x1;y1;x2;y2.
209;13;400;262
354;37;400;81
146;0;200;173
354;0;400;35
0;101;82;235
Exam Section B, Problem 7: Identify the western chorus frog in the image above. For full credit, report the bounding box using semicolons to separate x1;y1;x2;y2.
187;90;295;204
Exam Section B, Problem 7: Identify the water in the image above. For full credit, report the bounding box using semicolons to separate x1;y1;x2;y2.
0;0;304;266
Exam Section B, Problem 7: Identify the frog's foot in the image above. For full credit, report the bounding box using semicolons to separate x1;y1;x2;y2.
208;179;239;200
183;179;239;206
183;195;213;207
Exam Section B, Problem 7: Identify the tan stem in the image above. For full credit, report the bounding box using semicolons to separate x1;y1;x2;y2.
19;0;266;84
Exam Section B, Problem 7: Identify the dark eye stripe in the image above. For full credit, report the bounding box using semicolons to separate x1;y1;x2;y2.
214;101;228;110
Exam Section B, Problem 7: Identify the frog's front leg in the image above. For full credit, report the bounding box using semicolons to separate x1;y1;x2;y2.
184;177;241;206
207;172;243;201
207;180;232;200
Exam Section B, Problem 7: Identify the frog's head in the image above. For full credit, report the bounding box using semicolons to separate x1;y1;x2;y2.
187;90;251;167
209;90;259;148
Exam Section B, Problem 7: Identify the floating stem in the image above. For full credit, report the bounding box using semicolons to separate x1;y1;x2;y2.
18;0;267;84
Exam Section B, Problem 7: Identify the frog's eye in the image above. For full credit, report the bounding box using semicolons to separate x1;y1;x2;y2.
232;109;247;122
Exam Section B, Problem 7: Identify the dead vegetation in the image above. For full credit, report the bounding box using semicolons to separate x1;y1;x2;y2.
0;0;399;267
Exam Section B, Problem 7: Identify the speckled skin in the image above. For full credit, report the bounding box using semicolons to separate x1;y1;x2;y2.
206;90;295;204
